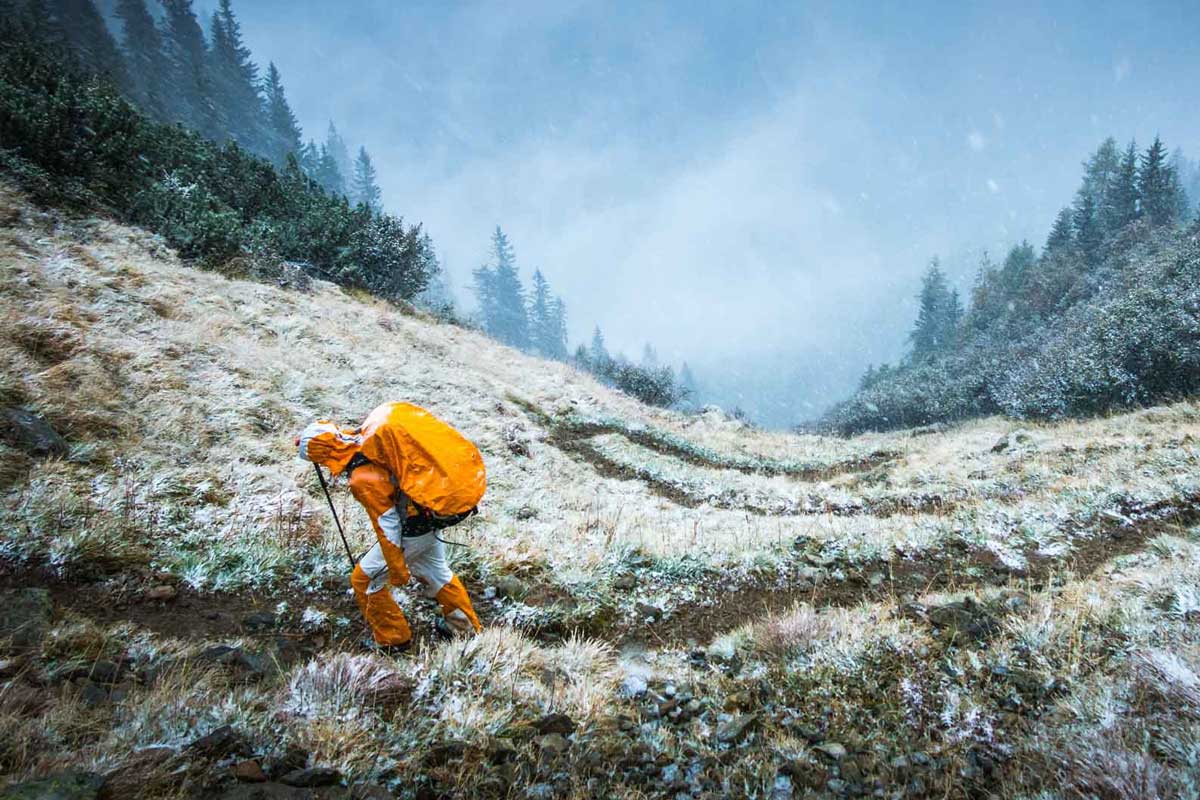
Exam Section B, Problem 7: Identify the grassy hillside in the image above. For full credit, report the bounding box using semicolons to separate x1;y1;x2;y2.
2;181;1200;798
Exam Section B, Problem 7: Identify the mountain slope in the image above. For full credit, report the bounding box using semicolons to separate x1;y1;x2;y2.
3;181;1200;798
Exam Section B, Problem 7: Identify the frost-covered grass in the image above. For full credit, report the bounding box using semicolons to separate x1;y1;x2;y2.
5;183;1200;796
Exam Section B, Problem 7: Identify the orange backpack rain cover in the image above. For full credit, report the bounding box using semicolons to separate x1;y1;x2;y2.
358;402;486;516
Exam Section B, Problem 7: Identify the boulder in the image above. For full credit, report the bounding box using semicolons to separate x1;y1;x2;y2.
186;725;249;760
278;768;340;788
813;742;847;761
232;760;268;783
493;576;528;601
0;588;53;650
716;713;757;744
242;612;277;632
0;408;68;457
0;770;103;800
535;733;569;755
146;585;177;602
534;713;576;736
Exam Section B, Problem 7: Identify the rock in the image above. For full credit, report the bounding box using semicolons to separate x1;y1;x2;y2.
232;760;268;783
722;691;752;711
813;742;847;761
534;712;576;736
242;612;277;631
0;588;53;650
187;724;248;760
1;408;69;457
619;674;648;698
146;585;177;602
716;713;757;744
486;737;518;764
87;660;120;685
101;747;178;798
424;741;467;766
636;602;662;621
265;746;309;779
928;599;999;644
79;681;109;708
0;769;104;800
991;429;1034;454
198;645;267;677
613;574;637;591
493;576;528;600
536;733;569;755
825;778;848;795
278;768;341;788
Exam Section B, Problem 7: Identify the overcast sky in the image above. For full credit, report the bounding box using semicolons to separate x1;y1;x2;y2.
201;0;1199;425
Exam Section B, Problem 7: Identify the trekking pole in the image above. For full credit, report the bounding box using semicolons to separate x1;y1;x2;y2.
314;463;356;568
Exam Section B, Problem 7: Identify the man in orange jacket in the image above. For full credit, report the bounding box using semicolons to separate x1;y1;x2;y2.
297;416;482;652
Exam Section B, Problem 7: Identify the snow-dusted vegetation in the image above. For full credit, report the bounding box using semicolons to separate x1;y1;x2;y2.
2;183;1200;797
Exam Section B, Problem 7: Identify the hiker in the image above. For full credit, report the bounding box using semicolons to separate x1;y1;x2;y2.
297;402;484;652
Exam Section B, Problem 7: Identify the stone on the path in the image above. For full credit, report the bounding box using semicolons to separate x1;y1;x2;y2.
613;574;637;590
534;712;576;736
186;725;249;760
928;598;999;644
493;576;528;600
198;645;267;677
0;769;103;800
813;741;847;761
146;585;177;602
278;767;341;788
636;602;662;621
242;612;277;632
0;588;52;650
991;429;1033;453
716;713;757;744
1;408;69;457
233;760;268;783
535;733;569;755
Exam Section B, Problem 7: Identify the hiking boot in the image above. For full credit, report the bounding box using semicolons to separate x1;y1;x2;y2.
433;618;456;641
361;636;411;656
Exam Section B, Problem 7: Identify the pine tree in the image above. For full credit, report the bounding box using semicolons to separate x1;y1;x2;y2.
325;122;352;183
909;260;960;360
589;325;611;375
1078;137;1120;218
415;234;453;315
208;0;262;150
678;362;698;407
49;0;128;86
641;343;658;367
1106;140;1140;231
527;269;556;358
161;0;215;137
1139;136;1187;227
1072;190;1103;264
1045;207;1074;253
315;145;344;196
262;62;302;166
472;227;529;350
548;297;569;360
351;146;382;210
114;0;170;119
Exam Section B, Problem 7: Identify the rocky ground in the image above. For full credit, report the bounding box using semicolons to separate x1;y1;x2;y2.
3;183;1200;798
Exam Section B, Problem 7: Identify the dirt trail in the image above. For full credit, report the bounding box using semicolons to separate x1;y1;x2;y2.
3;495;1194;656
625;494;1200;647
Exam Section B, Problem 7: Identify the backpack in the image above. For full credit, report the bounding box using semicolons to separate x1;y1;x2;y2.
357;402;486;530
